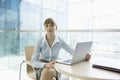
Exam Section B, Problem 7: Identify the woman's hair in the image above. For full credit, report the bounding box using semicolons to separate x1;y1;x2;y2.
44;18;56;27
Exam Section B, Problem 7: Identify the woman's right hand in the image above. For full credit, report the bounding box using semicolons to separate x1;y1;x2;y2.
44;60;56;69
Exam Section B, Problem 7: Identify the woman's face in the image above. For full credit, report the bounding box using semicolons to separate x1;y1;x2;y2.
44;23;57;35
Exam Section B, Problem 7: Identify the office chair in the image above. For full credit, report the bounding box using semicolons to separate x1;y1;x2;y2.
19;45;69;80
19;46;37;80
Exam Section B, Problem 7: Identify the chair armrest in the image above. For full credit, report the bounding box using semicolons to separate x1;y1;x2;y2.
19;60;34;80
26;61;31;65
20;60;30;65
19;60;41;80
20;60;31;66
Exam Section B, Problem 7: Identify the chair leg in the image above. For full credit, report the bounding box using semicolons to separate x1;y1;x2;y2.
19;60;25;80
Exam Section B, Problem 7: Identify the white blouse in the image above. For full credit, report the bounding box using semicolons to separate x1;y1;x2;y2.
31;35;74;68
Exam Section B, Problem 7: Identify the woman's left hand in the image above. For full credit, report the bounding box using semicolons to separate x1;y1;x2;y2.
85;54;91;61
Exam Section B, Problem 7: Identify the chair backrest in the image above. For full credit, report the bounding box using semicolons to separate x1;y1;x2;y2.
25;46;34;61
24;46;35;79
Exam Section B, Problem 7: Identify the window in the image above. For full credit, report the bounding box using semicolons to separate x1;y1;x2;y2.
68;0;120;59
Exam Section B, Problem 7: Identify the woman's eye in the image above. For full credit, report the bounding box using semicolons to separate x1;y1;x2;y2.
51;24;54;27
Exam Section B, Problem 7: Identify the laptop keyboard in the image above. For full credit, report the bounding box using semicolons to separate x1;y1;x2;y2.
64;59;72;63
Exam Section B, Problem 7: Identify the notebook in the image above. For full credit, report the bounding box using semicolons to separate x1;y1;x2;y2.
92;58;120;73
57;41;93;65
92;64;120;73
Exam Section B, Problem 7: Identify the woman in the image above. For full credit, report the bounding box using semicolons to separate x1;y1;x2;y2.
31;18;91;80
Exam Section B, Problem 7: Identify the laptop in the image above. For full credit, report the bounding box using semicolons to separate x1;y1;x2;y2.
57;41;93;65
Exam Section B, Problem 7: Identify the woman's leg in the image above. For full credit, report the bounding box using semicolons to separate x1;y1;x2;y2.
40;68;57;80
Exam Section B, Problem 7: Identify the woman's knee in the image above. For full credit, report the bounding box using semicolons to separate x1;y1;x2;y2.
41;68;57;79
41;68;57;77
40;68;49;80
41;68;56;74
42;68;49;74
49;68;57;76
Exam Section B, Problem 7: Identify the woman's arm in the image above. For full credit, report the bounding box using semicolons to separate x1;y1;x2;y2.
62;40;74;55
61;39;91;61
31;39;46;68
